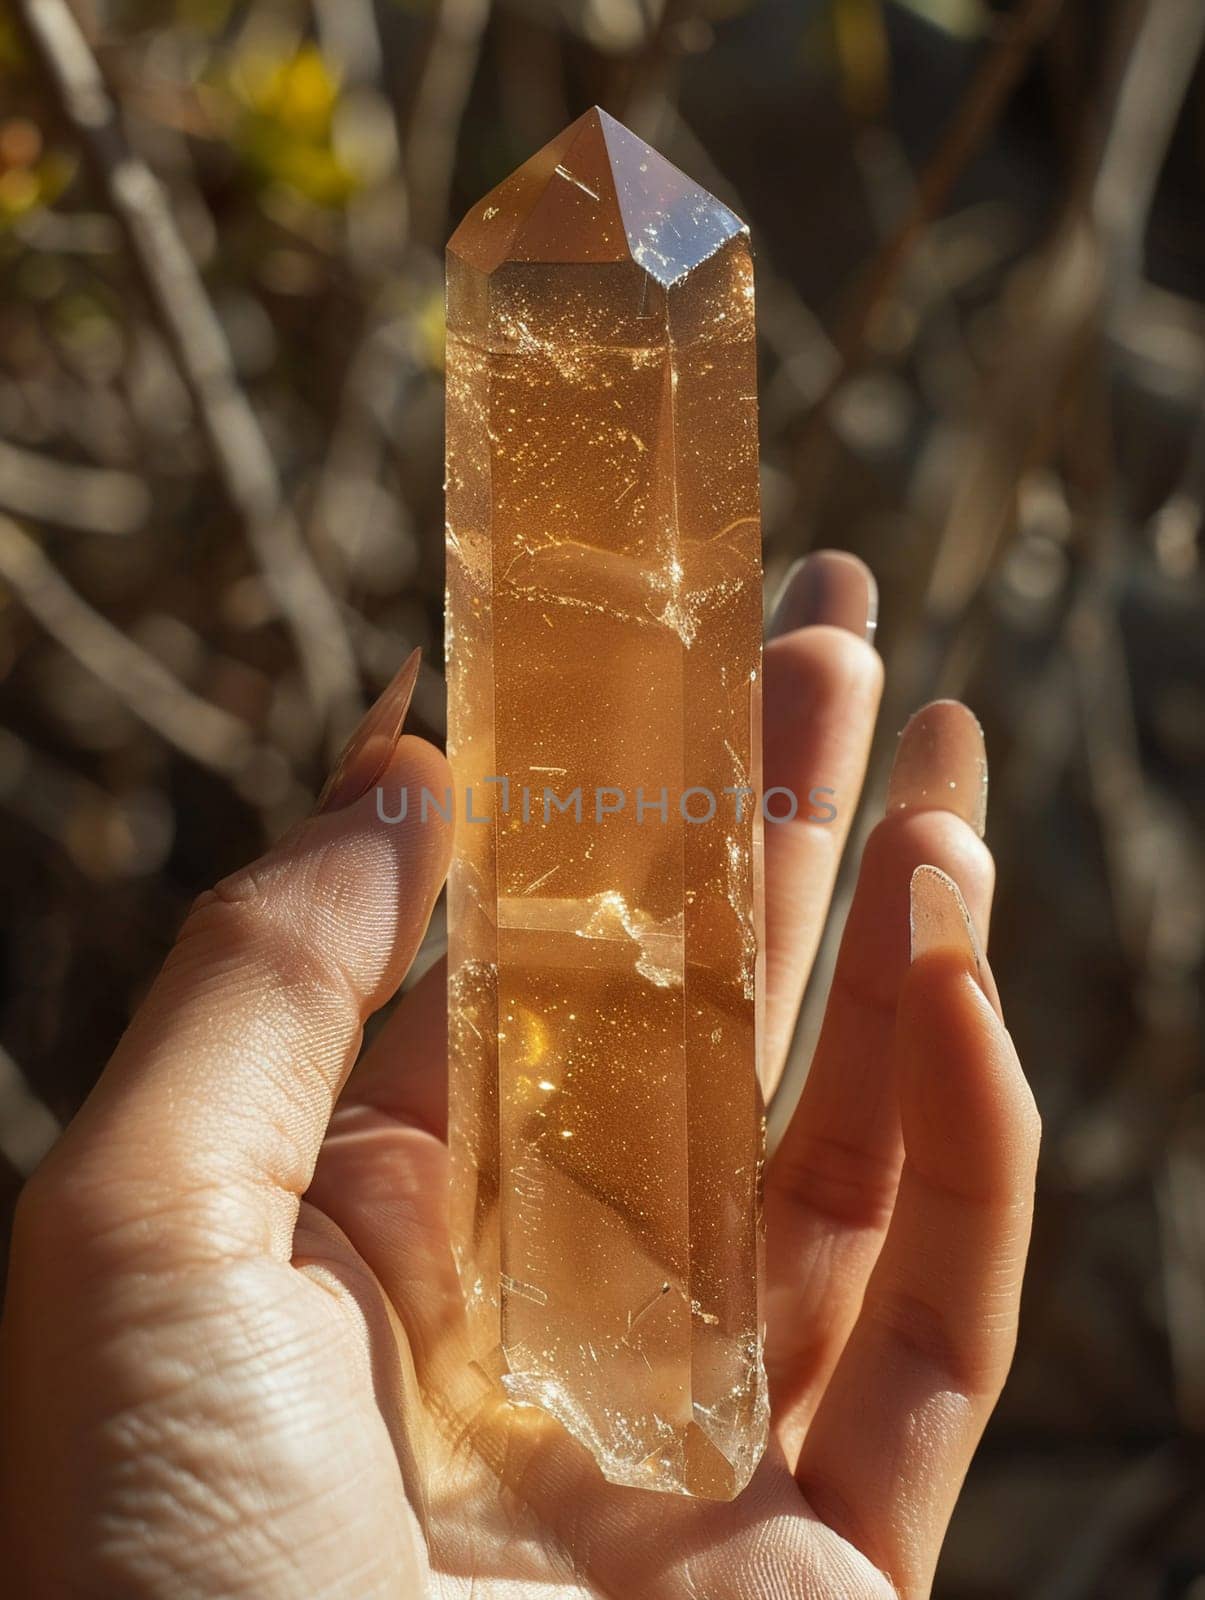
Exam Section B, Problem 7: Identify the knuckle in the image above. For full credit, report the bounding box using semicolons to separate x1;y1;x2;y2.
870;1283;1014;1396
864;806;994;888
827;957;902;1027
174;849;362;1019
180;858;292;943
769;1129;900;1232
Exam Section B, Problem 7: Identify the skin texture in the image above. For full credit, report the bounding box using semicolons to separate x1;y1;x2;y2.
0;555;1040;1599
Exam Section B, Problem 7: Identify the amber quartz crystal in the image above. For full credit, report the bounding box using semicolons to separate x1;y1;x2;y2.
445;108;767;1500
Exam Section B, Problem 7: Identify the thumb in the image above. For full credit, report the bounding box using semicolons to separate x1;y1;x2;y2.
29;651;453;1257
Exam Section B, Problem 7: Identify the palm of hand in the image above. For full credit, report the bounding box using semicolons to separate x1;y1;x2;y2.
1;599;1038;1600
293;1098;892;1600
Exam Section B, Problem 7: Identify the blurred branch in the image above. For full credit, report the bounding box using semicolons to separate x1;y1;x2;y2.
0;1044;60;1179
851;128;984;401
310;314;421;605
14;205;120;254
312;0;383;84
13;0;359;737
1114;280;1205;402
1147;392;1205;574
1093;0;1205;305
0;439;149;535
616;0;691;137
926;217;1102;622
1066;530;1158;964
405;0;492;248
825;0;1066;404
0;514;254;775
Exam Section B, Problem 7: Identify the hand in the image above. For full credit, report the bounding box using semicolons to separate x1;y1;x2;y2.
0;552;1039;1599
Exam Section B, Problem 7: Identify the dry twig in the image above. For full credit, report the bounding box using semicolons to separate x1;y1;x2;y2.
0;513;254;774
405;0;492;248
1093;0;1205;306
0;438;149;536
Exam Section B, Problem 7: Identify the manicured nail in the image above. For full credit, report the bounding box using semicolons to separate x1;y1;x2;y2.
769;550;878;643
909;864;1002;1014
887;699;988;837
910;864;984;977
316;648;421;814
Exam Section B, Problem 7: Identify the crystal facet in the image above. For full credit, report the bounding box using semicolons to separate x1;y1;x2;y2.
445;108;767;1500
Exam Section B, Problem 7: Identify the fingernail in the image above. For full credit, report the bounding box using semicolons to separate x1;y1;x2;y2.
887;699;988;837
769;550;878;643
909;864;984;977
316;648;421;814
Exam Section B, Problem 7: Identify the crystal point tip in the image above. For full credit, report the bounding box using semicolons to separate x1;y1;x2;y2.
448;107;746;286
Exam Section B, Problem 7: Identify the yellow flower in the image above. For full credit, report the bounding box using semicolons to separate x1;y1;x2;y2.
239;45;339;141
225;44;358;208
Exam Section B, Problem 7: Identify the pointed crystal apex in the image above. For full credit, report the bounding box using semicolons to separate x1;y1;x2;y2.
594;109;746;285
448;107;746;285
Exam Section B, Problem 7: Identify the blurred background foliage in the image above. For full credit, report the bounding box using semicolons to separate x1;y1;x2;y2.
1;1;1204;1594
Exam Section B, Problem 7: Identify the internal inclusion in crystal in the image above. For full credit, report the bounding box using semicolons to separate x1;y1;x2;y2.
445;107;767;1500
